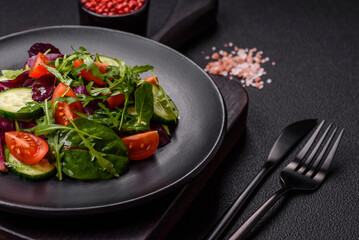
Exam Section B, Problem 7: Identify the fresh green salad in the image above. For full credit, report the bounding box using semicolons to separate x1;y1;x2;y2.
0;43;178;180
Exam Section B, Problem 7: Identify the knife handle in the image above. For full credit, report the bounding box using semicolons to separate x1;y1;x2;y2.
206;166;271;240
150;0;218;49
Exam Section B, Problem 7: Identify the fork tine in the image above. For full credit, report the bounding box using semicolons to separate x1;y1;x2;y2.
294;120;325;170
310;128;337;172
297;123;332;174
313;129;344;181
306;127;337;177
320;129;344;173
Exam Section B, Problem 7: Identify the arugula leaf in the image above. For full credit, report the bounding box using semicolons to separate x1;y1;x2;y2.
98;103;119;128
45;65;73;86
47;132;64;180
132;65;154;76
30;99;65;179
88;87;111;96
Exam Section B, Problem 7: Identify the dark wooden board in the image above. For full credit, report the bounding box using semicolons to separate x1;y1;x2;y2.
0;76;248;240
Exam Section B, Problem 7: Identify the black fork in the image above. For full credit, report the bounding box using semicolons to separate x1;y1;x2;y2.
228;121;344;240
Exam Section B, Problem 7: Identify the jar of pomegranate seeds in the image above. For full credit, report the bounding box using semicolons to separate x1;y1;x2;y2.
78;0;150;36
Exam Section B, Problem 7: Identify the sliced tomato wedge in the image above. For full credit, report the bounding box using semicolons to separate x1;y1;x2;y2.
73;59;108;85
29;52;52;78
141;75;159;87
5;131;49;165
121;131;159;160
107;93;125;109
52;83;84;125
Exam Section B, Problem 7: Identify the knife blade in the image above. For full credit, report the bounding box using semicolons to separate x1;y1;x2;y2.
206;119;318;240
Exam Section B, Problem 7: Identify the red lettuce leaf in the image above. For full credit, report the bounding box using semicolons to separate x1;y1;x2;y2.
28;43;61;57
150;122;171;147
0;117;14;171
0;72;34;92
32;75;56;102
0;139;6;171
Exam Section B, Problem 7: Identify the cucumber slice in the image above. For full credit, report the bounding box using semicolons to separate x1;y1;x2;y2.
152;85;179;125
98;55;119;66
126;105;137;116
6;152;56;180
0;87;43;120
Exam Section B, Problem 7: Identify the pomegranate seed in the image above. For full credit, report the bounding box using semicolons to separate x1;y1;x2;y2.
82;0;145;15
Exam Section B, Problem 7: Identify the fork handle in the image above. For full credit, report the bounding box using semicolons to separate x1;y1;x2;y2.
228;187;290;240
207;167;271;240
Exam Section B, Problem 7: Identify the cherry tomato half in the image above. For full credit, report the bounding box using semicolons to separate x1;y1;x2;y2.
73;59;108;85
29;52;52;78
121;131;159;160
107;93;125;109
52;83;84;125
5;131;49;165
141;75;159;87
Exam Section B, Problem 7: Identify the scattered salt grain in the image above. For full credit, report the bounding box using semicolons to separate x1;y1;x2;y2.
211;52;220;60
203;43;274;90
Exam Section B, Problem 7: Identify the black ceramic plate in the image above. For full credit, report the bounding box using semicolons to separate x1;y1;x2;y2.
0;26;226;216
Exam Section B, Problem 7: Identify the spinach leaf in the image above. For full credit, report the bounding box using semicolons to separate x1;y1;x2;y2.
135;81;153;127
60;118;129;180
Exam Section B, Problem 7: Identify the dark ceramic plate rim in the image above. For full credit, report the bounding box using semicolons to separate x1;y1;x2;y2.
0;26;226;216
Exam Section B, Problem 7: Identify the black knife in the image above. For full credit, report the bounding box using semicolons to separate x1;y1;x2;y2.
206;119;318;240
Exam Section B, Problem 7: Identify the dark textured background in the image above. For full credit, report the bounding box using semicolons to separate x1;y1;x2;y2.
0;0;358;239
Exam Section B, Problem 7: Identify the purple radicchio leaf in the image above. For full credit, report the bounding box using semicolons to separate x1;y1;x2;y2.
32;75;56;102
0;139;6;171
0;117;14;171
18;122;37;130
150;122;171;148
0;117;15;143
0;71;33;92
73;85;102;115
28;43;61;57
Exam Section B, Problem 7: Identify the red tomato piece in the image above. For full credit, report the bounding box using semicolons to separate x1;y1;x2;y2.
29;52;52;78
73;59;108;85
107;93;125;109
142;75;159;87
5;131;49;165
121;131;159;160
52;83;84;125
